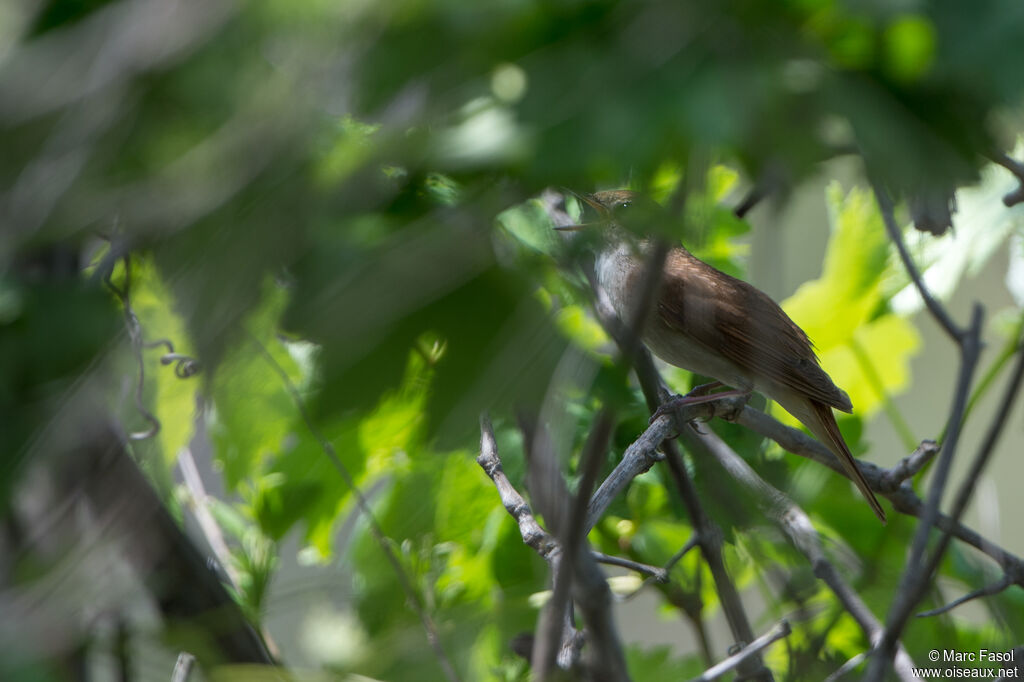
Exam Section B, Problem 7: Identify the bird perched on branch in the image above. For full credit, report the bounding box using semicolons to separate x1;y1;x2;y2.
560;189;886;523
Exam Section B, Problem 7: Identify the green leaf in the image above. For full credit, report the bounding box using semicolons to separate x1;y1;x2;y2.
128;257;199;467
497;199;560;256
883;15;937;82
781;184;921;420
884;152;1024;314
254;351;428;553
208;279;304;490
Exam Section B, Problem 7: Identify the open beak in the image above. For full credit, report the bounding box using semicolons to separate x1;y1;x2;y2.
554;189;607;231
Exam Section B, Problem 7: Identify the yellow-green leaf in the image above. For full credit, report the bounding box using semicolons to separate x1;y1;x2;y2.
779;184;921;422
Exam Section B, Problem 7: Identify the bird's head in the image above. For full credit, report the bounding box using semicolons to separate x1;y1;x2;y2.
555;189;659;237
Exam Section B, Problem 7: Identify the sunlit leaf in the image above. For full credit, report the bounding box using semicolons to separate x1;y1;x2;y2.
781;184;921;421
208;279;303;489
129;257;199;466
885;153;1024;314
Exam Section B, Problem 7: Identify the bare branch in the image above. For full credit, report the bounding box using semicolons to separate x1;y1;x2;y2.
178;445;241;588
478;414;583;671
996;647;1024;681
992;152;1024;207
734;184;768;219
520;413;630;682
919;328;1024;589
684;426;918;681
824;652;867;682
916;575;1014;618
880;440;940;489
592;552;669;582
621;535;700;601
171;652;196;682
585;398;733;532
870;307;983;679
678;399;1024;594
871;181;964;342
687;620;791;682
477;414;557;560
536;409;620;679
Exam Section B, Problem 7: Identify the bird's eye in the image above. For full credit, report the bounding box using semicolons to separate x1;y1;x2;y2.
618;201;631;210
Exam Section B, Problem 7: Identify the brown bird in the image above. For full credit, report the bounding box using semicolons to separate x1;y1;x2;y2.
565;189;886;523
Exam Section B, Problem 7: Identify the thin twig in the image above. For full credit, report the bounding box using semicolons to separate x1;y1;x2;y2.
992;152;1024;207
872;181;963;341
874;307;982;671
171;652;196;682
665;536;701;573
917;575;1014;618
477;414;557;559
520;413;630;681
824;652;868;682
879;440;940;490
734;184;767;219
585;402;726;532
178;445;241;588
253;336;462;682
535;409;619;679
685;426;918;681
478;414;583;670
687;620;791;682
915;327;1024;614
867;179;986;680
690;401;1024;593
621;535;699;600
592;552;669;582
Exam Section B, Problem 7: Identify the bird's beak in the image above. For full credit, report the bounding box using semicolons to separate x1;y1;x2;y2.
564;189;608;216
554;189;607;231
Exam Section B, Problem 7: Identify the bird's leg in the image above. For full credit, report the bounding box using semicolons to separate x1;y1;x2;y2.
650;383;751;425
687;381;723;397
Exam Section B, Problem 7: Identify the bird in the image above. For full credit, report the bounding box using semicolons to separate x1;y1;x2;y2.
562;189;886;523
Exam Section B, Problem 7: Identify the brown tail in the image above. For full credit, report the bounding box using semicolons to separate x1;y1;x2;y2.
807;400;887;523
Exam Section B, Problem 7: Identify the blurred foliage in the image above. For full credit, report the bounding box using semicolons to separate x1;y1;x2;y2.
3;0;1024;679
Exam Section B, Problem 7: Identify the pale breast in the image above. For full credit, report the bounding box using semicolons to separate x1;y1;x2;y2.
595;241;641;322
595;242;756;391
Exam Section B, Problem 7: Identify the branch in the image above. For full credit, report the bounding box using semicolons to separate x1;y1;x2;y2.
868;178;987;680
687;621;791;682
585;400;728;532
670;399;1024;597
478;414;583;671
171;652;196;682
621;535;699;600
477;414;557;560
992;152;1024;207
584;270;771;682
916;575;1014;618
592;552;669;582
871;181;964;341
824;652;867;682
178;445;241;588
686;426;918;681
519;413;630;681
914;326;1024;616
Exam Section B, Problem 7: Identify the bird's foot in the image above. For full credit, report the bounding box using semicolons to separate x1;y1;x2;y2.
650;384;751;425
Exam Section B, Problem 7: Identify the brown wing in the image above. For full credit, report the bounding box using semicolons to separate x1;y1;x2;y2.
657;248;852;412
